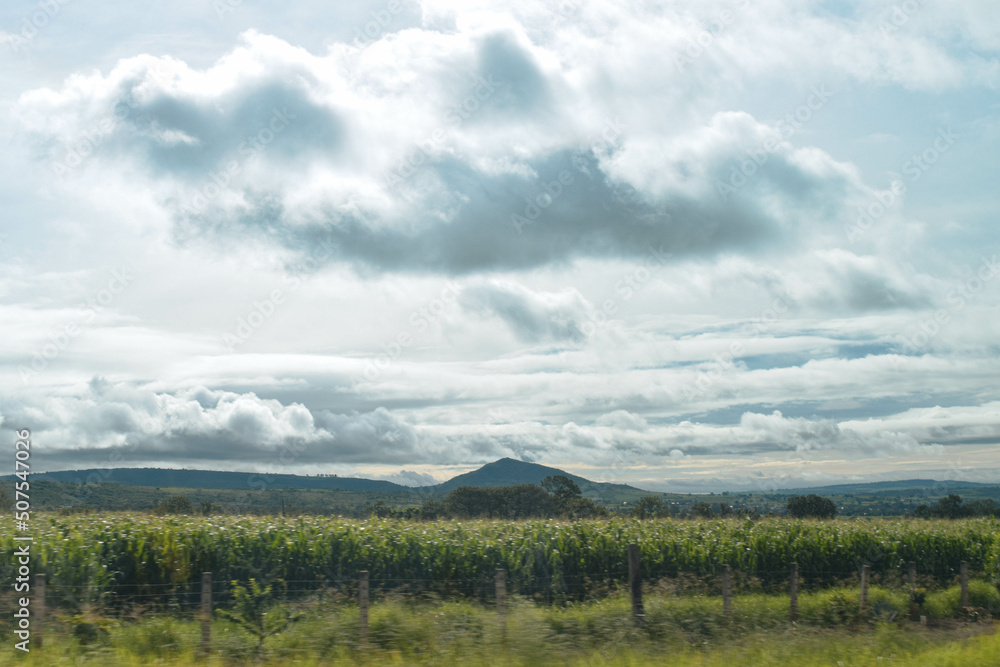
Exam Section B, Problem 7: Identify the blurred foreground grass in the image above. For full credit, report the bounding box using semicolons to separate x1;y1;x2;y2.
4;584;998;666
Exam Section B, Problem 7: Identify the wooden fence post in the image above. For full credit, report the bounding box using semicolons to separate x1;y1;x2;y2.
908;561;918;621
34;573;45;650
200;572;211;655
495;568;507;643
789;563;798;623
721;565;733;619
359;571;370;647
859;565;870;615
627;544;644;625
960;561;969;609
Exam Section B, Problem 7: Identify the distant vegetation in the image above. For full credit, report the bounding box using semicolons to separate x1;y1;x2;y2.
6;457;1000;519
370;484;845;521
369;475;607;519
633;495;672;518
914;494;1000;519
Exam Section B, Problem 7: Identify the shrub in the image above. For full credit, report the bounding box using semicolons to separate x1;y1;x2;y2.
924;581;1000;619
154;495;193;515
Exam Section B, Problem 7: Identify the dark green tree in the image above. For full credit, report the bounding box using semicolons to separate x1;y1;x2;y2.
495;485;557;518
786;494;837;519
934;494;966;519
963;498;998;517
445;485;557;518
558;496;608;518
540;474;605;517
633;495;670;519
541;475;582;501
690;502;715;519
368;500;394;518
446;486;496;518
418;498;449;520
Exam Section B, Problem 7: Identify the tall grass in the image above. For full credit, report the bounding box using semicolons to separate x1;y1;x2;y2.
1;588;998;666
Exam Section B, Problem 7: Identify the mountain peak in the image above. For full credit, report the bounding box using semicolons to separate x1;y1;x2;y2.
433;458;608;494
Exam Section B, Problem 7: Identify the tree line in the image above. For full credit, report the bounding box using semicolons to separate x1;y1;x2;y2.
23;482;990;520
914;494;999;519
369;475;609;519
366;480;846;520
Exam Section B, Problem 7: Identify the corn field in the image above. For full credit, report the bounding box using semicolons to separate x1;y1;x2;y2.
3;514;997;610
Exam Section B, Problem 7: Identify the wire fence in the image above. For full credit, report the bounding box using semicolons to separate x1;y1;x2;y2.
24;551;991;621
33;562;983;614
7;548;996;661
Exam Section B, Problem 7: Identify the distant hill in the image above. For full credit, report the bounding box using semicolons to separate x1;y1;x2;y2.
0;479;405;515
23;458;651;504
6;462;998;517
20;464;997;510
780;479;992;496
428;457;647;501
31;468;408;493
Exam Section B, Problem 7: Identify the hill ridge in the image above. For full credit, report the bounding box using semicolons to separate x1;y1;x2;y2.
21;463;992;498
25;458;645;500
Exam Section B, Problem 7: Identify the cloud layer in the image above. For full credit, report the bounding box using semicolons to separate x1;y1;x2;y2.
2;0;998;490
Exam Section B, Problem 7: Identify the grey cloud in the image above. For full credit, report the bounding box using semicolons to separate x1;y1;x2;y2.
817;251;930;311
19;34;875;276
460;280;590;343
313;407;420;463
115;79;344;180
1;382;426;469
474;31;552;119
182;148;778;273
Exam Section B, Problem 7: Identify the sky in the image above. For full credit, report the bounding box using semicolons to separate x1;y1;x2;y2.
1;0;998;493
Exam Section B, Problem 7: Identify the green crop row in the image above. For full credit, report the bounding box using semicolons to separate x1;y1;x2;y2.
2;515;996;609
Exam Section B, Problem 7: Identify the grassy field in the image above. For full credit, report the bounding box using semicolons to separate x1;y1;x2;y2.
2;587;998;665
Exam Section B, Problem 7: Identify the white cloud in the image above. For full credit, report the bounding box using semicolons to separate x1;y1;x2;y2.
6;19;907;274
